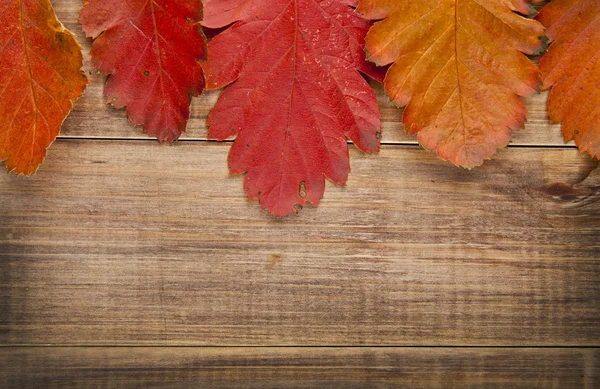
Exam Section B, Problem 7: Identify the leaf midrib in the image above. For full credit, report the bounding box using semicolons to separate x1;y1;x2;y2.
453;0;468;152
17;0;39;165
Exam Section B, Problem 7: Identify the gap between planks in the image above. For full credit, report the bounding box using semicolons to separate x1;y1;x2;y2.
1;345;599;348
52;136;580;149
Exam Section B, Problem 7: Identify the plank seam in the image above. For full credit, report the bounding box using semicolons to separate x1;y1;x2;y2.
52;137;579;149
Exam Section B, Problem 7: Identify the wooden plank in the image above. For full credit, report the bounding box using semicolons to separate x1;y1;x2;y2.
1;347;597;389
1;141;598;346
50;0;569;147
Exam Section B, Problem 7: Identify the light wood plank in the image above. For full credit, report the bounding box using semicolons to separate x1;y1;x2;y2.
50;0;569;147
1;347;597;389
1;141;598;346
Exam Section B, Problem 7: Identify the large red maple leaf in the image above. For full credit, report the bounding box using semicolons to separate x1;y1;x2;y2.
80;0;207;141
203;0;381;217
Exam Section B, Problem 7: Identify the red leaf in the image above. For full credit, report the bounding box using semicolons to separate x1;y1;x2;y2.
0;0;87;175
80;0;207;141
202;0;382;217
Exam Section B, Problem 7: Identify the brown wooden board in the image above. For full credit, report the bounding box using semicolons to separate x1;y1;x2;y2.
1;142;598;346
1;347;597;389
1;1;597;385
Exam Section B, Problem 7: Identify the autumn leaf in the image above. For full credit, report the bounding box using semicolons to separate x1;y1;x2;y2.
202;0;381;217
0;0;87;176
79;0;206;141
537;0;600;159
358;0;545;167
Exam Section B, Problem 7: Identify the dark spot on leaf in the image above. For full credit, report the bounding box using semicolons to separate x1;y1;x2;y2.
144;70;150;77
257;191;262;195
534;35;549;55
375;131;382;139
574;130;580;135
299;181;307;198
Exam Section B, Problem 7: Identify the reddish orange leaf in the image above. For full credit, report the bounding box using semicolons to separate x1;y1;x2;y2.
538;0;600;159
0;0;87;175
358;0;545;167
80;0;206;141
202;0;381;217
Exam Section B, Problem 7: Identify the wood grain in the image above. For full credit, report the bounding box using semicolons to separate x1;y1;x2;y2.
1;347;597;389
1;141;598;346
49;0;569;147
2;1;597;382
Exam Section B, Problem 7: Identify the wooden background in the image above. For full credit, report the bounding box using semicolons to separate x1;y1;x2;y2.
1;1;599;387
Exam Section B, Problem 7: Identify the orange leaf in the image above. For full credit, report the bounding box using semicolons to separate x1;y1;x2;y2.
538;0;600;159
358;0;545;167
0;0;87;175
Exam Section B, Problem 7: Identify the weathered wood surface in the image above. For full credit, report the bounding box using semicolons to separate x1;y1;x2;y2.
1;347;597;389
50;1;569;147
1;1;598;386
1;142;598;346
